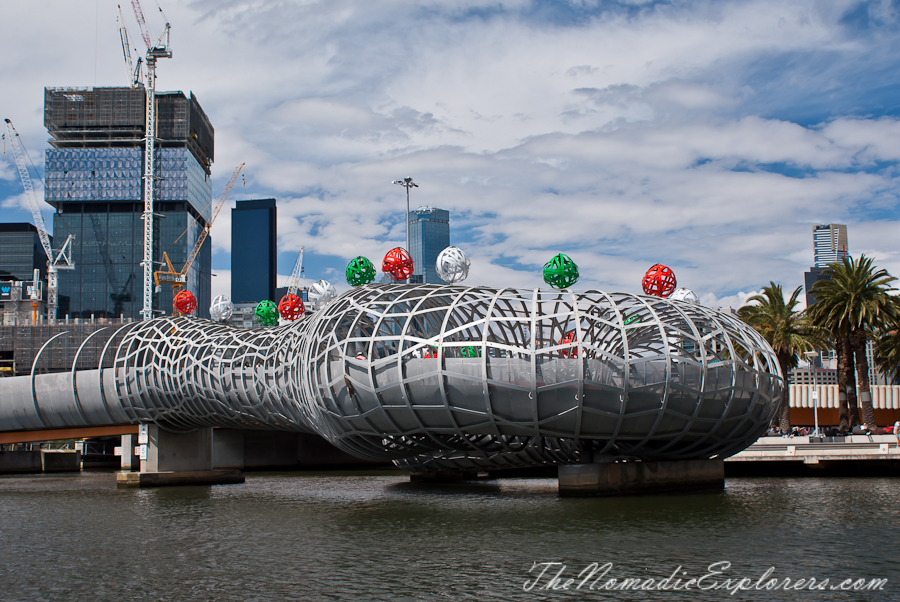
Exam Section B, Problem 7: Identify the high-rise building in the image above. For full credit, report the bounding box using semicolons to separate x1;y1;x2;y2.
803;267;830;308
0;224;51;324
0;223;50;282
805;224;849;307
408;206;450;284
812;224;848;268
44;87;214;319
231;199;277;304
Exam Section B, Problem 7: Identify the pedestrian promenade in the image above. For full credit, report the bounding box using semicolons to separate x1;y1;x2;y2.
725;435;900;475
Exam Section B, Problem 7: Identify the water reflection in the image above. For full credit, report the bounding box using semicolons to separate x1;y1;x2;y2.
0;471;897;601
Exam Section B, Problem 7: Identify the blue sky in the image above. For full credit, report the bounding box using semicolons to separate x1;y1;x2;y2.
2;0;899;307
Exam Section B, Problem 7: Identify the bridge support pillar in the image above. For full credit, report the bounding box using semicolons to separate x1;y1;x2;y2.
558;459;724;497
117;425;244;488
120;435;135;470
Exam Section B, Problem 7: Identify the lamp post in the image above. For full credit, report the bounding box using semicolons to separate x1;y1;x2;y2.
392;177;418;283
804;350;820;437
392;177;418;253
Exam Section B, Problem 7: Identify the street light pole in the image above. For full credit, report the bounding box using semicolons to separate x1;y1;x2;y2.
805;350;820;437
392;177;418;282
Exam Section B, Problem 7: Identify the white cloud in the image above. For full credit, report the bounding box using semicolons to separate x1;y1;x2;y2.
1;0;899;307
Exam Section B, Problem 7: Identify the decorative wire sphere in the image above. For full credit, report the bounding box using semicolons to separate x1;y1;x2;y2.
542;253;579;289
669;288;699;304
254;300;279;327
435;246;471;284
346;256;376;286
209;294;234;322
173;290;197;315
382;247;414;281
309;279;337;309
642;264;677;297
278;293;306;321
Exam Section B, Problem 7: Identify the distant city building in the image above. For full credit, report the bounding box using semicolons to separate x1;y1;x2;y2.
44;86;214;319
228;302;259;329
0;223;50;282
789;368;838;386
0;224;53;324
228;288;310;329
803;267;831;308
274;286;308;305
805;224;849;308
408;206;450;284
231;199;277;304
812;224;848;268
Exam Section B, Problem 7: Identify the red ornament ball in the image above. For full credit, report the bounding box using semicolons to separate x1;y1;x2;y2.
642;264;677;297
382;247;414;281
278;293;305;321
173;290;197;315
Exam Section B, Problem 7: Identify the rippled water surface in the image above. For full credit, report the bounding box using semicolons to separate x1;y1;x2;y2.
0;471;897;601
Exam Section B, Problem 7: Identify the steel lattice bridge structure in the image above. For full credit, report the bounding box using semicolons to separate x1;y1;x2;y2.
0;284;783;472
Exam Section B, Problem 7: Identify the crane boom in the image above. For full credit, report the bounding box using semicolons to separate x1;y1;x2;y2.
153;164;245;314
181;163;244;278
4;119;52;261
117;5;135;87
288;247;304;296
130;0;153;49
4;118;75;323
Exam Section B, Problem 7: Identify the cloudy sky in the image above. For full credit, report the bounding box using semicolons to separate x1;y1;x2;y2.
2;0;899;308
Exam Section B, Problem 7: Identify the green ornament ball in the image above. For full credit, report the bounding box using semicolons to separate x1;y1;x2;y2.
254;299;279;327
543;253;579;289
346;256;376;286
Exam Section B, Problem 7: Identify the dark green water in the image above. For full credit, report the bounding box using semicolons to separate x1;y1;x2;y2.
0;471;897;601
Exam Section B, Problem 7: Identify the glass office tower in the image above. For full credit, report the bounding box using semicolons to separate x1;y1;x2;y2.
408;207;450;284
231;199;277;304
44;87;214;319
0;223;50;281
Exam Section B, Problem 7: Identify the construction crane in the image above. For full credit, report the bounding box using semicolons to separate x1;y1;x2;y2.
287;247;305;296
129;0;171;321
117;5;142;87
278;247;306;321
4;119;75;323
154;164;244;313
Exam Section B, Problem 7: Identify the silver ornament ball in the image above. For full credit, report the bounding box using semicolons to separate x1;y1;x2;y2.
309;279;337;309
209;294;234;322
435;246;471;284
669;288;699;304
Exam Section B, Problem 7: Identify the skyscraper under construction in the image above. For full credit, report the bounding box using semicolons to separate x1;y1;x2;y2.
43;86;214;319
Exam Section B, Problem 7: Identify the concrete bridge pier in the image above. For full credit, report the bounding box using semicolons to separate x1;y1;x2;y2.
119;435;135;470
557;458;724;497
117;425;244;488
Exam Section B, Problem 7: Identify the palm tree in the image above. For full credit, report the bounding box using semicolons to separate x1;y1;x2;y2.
808;255;897;433
874;327;900;384
872;297;900;384
738;282;824;432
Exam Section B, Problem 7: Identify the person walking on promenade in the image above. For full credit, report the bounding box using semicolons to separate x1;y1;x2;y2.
894;420;900;450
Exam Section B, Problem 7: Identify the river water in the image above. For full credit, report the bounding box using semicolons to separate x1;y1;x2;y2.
0;471;897;601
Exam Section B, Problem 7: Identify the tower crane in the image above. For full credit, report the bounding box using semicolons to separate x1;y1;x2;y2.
4;119;75;323
154;164;244;314
117;5;142;87
129;0;171;321
277;248;306;321
288;248;305;297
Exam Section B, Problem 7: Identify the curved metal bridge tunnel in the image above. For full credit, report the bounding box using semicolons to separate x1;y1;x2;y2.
0;284;783;472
